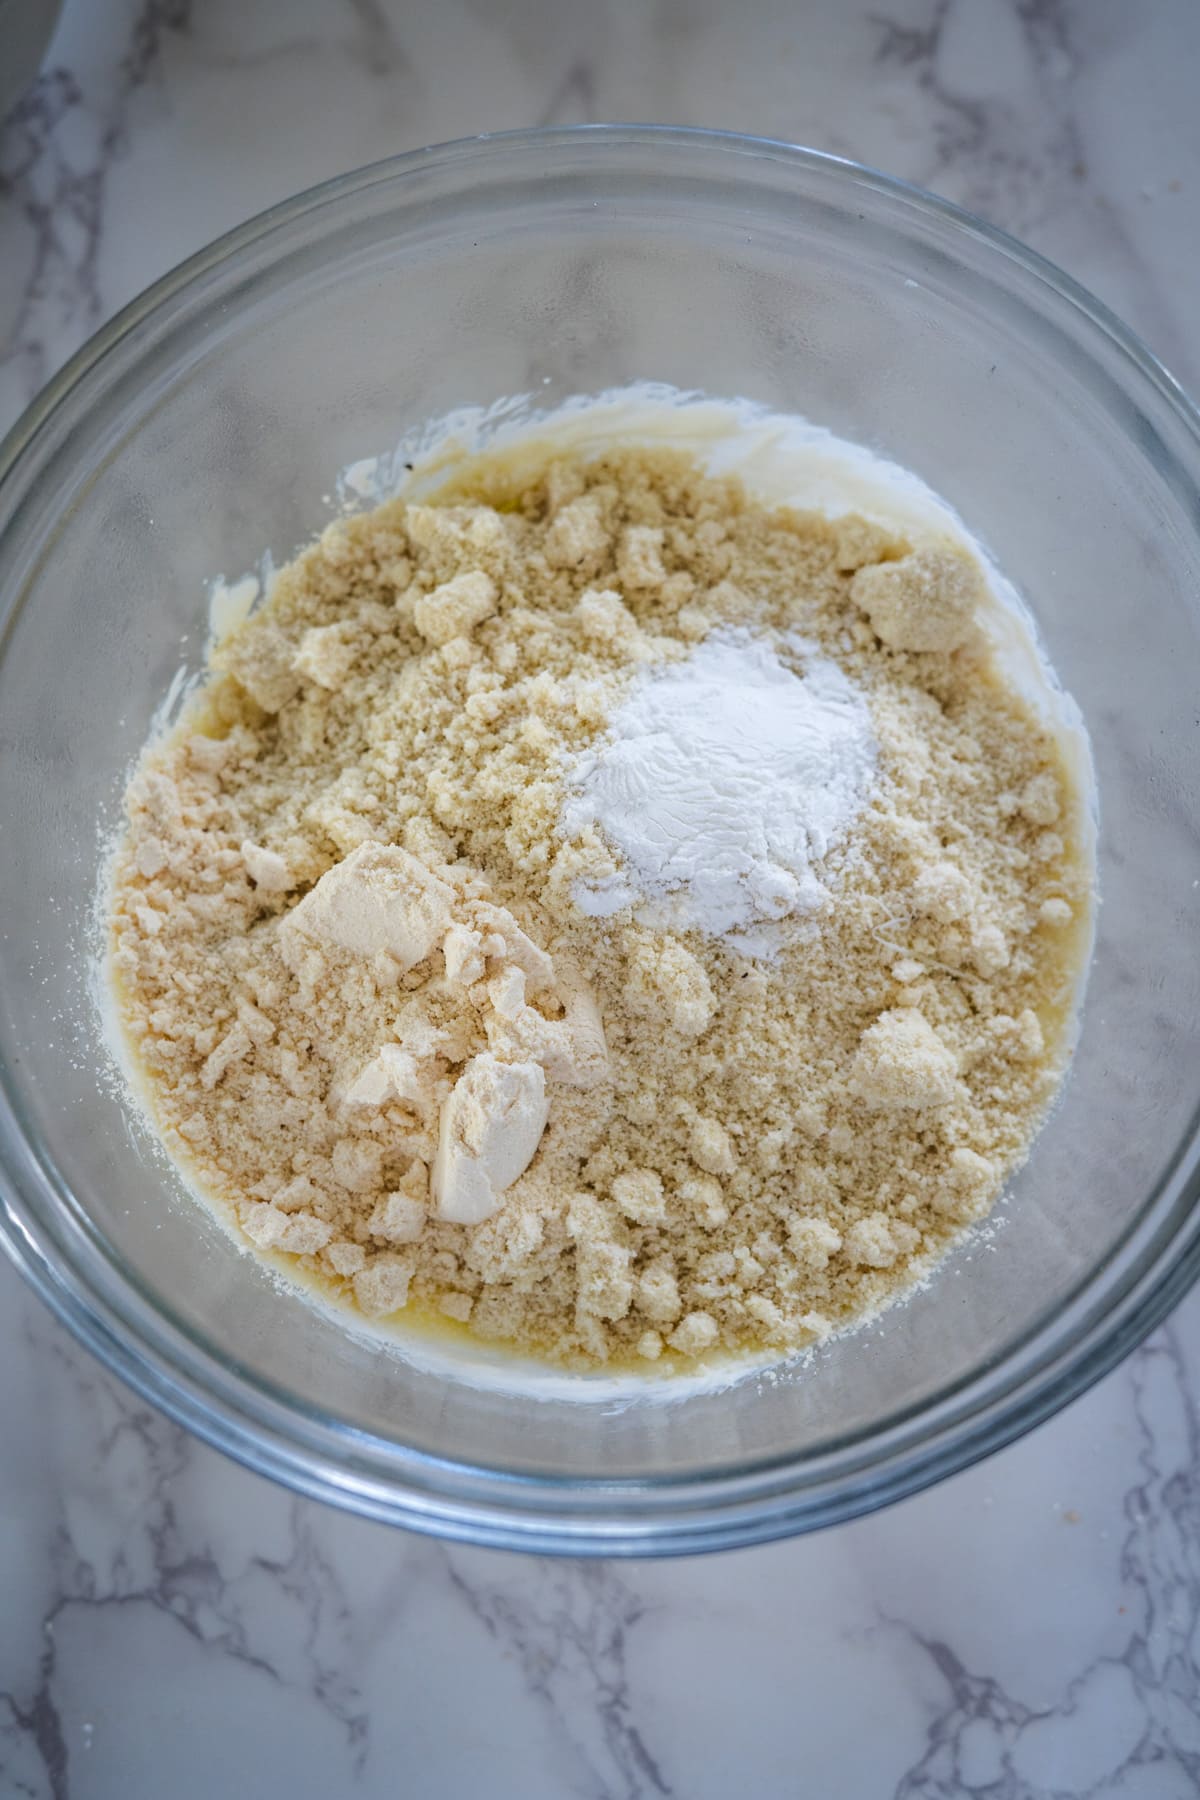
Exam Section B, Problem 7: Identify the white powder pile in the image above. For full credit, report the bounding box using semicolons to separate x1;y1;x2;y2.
565;630;878;934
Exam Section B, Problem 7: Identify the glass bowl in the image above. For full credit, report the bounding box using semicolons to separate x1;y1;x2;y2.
1;127;1198;1556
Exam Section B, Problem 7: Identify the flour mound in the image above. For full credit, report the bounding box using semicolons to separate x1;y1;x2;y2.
107;438;1092;1371
564;630;877;934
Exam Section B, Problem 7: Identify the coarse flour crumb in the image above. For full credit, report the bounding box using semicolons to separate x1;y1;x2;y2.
107;442;1092;1370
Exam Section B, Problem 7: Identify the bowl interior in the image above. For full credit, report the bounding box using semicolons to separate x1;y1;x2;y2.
1;133;1198;1543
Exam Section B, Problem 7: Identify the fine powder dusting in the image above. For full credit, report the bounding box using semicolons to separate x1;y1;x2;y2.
565;630;877;933
106;435;1093;1372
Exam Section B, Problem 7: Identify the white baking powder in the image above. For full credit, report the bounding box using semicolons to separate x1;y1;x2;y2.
564;630;877;937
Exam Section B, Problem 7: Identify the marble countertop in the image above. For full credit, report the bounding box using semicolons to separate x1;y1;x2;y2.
2;2;1199;1794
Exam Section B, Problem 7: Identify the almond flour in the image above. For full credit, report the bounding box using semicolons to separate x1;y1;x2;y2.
107;444;1092;1369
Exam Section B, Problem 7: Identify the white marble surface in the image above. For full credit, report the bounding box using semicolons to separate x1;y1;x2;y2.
2;2;1199;1794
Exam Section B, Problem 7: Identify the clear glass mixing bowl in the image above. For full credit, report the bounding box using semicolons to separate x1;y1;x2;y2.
1;128;1198;1555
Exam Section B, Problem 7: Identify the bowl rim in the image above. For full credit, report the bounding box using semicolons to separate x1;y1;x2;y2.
2;122;1199;1555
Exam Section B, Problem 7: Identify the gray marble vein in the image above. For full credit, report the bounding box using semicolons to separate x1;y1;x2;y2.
1;1;1199;1795
883;1325;1200;1797
441;1551;673;1798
